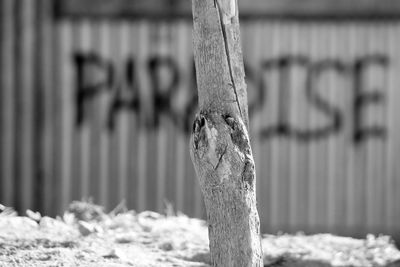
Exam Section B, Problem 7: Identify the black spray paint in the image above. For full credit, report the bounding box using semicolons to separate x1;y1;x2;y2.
73;52;388;144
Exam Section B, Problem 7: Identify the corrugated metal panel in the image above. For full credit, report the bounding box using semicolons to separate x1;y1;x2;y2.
1;0;400;240
39;0;56;217
1;0;36;212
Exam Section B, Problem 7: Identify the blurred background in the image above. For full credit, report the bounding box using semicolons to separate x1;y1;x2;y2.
1;0;400;242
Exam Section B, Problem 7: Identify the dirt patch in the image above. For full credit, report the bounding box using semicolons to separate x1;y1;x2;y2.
1;201;400;267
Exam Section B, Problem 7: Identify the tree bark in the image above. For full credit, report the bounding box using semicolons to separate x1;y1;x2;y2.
190;0;263;266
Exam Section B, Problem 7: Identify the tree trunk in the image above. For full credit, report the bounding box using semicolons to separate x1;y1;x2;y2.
190;0;263;266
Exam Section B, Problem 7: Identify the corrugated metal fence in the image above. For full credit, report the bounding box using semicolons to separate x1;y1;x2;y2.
1;0;400;239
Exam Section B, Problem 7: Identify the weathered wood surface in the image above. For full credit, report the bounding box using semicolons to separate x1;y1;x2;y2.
190;0;262;266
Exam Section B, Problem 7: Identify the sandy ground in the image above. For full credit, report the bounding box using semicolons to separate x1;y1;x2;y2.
1;201;400;267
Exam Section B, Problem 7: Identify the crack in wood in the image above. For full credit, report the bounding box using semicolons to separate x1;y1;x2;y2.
223;114;250;154
214;144;227;170
214;0;243;121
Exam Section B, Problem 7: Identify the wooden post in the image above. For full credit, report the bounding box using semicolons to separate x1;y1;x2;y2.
190;0;263;266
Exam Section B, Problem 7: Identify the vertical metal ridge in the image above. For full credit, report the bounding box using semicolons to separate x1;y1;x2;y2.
137;21;149;212
0;0;16;207
307;22;317;231
345;23;357;233
378;24;389;233
391;23;400;233
333;23;351;235
287;22;307;231
116;21;130;205
84;20;99;204
18;0;35;212
38;0;54;215
174;21;190;213
383;22;393;233
106;21;120;210
259;20;274;231
163;22;180;211
127;22;140;212
175;132;186;213
313;23;329;230
279;22;292;231
155;23;168;213
156;122;167;213
364;24;374;231
355;23;368;236
385;22;398;233
166;23;181;213
276;21;291;231
325;23;334;231
58;21;74;212
76;20;90;203
326;23;339;232
97;20;111;208
269;20;283;232
365;23;387;232
144;24;158;213
287;22;298;231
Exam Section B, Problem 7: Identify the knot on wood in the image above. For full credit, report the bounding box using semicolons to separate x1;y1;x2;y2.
222;114;251;155
223;114;256;188
191;112;224;167
190;112;232;187
192;114;208;151
190;112;256;188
